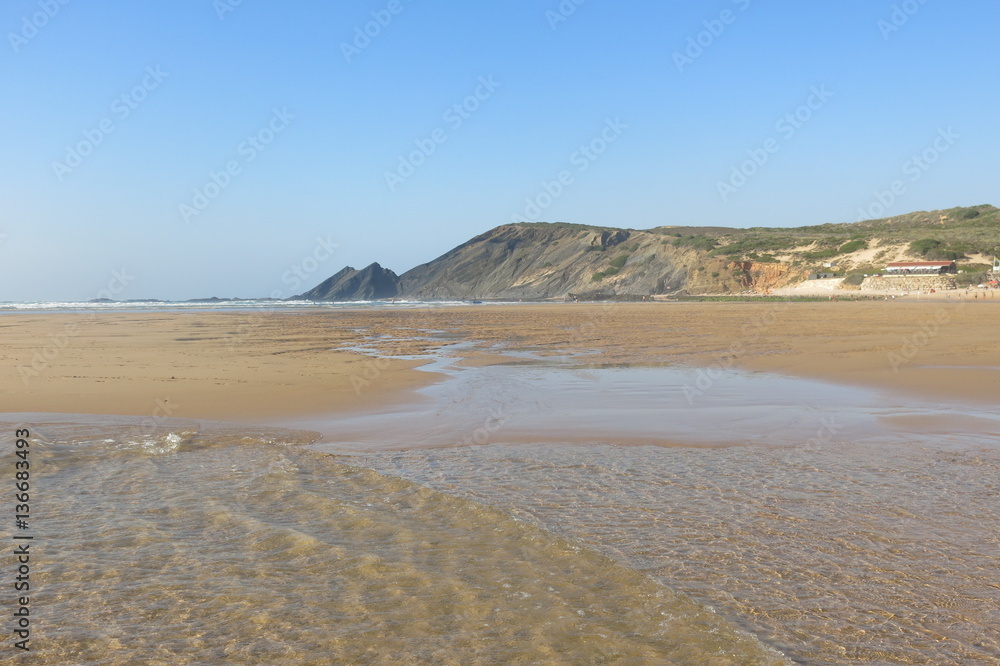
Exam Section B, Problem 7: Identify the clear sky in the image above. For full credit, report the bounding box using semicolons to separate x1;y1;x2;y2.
1;0;997;301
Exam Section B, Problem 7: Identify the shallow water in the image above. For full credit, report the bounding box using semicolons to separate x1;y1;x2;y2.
344;441;1000;664
1;414;785;664
6;362;998;664
301;362;1000;451
308;362;1000;664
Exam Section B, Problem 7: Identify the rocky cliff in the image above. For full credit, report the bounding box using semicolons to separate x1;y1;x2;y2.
295;263;400;300
400;225;727;299
297;224;804;300
295;205;998;300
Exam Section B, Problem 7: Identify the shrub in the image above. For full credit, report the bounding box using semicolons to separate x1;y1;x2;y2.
802;248;839;261
931;249;963;260
673;235;718;252
910;238;943;256
841;273;866;286
709;235;798;257
592;265;622;282
838;239;867;254
609;254;630;270
955;271;987;287
908;238;965;260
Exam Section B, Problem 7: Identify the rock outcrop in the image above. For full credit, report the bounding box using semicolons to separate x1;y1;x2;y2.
397;224;692;299
590;230;631;248
730;261;795;292
295;263;400;300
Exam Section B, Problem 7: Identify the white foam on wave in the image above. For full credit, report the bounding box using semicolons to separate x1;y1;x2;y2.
119;432;184;455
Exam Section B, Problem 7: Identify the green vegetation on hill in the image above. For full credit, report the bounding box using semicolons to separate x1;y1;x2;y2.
671;235;718;252
709;235;801;258
309;205;999;300
838;239;868;254
609;254;630;269
645;205;1000;262
592;253;632;282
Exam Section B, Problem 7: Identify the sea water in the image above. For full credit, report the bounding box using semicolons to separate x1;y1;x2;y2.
1;414;785;664
309;362;1000;664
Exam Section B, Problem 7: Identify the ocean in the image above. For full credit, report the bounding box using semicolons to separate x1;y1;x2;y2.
4;414;785;664
0;299;482;313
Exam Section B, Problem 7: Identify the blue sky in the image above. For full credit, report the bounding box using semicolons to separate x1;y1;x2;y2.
1;0;997;300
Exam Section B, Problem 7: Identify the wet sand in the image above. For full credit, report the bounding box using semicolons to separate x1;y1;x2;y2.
2;302;998;425
4;303;999;664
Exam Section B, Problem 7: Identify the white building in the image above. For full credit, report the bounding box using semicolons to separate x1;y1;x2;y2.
884;261;956;275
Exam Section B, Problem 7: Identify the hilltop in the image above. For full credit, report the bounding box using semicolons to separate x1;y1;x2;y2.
296;205;999;300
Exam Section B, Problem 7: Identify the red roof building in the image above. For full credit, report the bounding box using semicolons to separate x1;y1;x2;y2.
884;261;956;275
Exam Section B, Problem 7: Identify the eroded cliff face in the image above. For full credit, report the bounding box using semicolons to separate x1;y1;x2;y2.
397;224;688;299
729;261;802;292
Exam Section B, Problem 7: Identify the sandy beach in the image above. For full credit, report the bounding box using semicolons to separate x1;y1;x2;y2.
3;301;998;425
5;302;999;665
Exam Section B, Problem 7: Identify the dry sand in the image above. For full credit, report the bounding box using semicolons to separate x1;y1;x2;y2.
2;302;998;428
